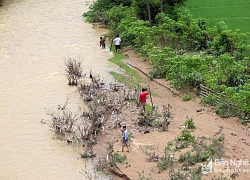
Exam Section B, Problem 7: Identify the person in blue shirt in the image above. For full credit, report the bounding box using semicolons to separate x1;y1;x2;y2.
121;126;129;152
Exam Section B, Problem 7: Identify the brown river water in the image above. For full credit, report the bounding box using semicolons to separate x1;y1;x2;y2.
0;0;119;179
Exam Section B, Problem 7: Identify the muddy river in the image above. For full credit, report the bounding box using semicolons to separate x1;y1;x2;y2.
0;0;118;179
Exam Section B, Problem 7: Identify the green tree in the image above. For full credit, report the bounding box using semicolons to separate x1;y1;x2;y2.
207;22;250;58
133;0;160;25
83;0;132;23
166;0;187;6
107;5;135;39
232;84;250;114
111;0;132;6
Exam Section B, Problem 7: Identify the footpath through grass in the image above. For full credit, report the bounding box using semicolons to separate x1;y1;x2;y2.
186;0;250;33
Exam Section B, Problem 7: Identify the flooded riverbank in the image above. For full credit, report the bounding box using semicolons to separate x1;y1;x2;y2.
0;0;118;179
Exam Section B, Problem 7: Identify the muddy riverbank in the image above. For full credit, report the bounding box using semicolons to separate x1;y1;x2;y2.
92;50;250;180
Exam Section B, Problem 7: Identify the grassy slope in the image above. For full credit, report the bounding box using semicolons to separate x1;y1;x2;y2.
109;52;143;87
186;0;250;33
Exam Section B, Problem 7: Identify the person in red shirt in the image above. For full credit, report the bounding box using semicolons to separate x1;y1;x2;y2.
139;87;149;113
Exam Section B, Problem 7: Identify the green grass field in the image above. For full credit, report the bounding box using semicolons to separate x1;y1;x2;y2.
186;0;250;33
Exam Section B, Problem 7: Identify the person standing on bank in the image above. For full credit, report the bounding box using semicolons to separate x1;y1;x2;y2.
100;37;106;49
121;126;129;152
139;87;149;113
113;35;121;53
100;37;103;47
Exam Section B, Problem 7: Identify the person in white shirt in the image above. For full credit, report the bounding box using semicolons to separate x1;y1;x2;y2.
113;35;121;53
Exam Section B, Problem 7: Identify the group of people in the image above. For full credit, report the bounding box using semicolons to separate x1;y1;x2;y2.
121;87;150;152
99;34;151;152
99;35;121;53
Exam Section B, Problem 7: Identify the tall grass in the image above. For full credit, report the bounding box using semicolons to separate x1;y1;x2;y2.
186;0;250;33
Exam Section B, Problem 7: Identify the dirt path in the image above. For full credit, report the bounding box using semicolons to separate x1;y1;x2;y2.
94;50;250;180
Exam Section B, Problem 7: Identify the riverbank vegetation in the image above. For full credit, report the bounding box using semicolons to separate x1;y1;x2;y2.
84;0;250;123
46;58;176;179
109;53;143;87
47;57;138;146
43;29;250;179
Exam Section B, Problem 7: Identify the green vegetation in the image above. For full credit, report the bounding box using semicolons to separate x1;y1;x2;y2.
182;93;191;101
138;107;160;127
179;129;195;144
157;126;225;179
169;167;201;180
186;0;250;33
109;152;127;167
145;104;154;111
137;170;150;180
158;145;174;173
109;53;130;72
109;52;143;87
137;105;171;132
80;148;96;158
184;116;196;129
84;0;250;122
96;142;129;173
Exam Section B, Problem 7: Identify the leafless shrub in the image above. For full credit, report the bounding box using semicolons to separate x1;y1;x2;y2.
76;117;92;142
160;105;172;131
139;145;159;162
78;74;105;101
137;105;172;131
48;66;140;147
46;99;79;136
78;75;134;134
63;57;84;85
80;165;99;180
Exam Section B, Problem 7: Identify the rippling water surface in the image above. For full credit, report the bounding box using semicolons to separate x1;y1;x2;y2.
0;0;117;179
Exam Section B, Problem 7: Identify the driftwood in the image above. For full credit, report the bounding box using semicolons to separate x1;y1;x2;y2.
108;168;131;180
